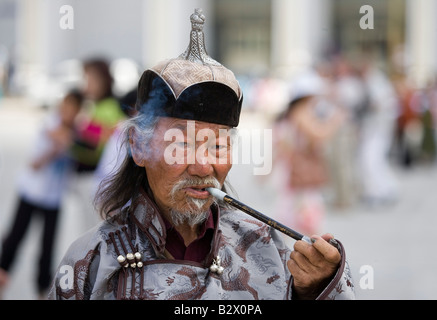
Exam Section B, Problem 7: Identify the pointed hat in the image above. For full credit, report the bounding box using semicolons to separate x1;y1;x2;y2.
136;8;243;127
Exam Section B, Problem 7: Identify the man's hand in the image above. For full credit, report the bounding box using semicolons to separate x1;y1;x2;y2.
287;233;341;300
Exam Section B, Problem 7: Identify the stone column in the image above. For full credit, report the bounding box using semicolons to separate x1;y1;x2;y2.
271;0;332;78
405;0;437;88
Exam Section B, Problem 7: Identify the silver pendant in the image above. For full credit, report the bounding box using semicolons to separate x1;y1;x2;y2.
209;255;224;275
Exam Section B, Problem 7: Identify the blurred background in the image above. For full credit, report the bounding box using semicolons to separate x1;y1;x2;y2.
1;0;437;300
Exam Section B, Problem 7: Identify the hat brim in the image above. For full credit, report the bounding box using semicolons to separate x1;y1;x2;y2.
136;70;243;127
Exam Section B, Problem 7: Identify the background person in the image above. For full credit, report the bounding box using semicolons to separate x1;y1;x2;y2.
0;89;83;299
272;71;346;240
67;58;127;229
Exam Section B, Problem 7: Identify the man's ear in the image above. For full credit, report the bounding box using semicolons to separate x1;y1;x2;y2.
129;128;145;167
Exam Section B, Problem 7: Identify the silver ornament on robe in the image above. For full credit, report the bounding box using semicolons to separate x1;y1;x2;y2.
116;251;143;269
209;255;224;275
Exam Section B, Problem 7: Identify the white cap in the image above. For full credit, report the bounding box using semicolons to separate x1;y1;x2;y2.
289;69;325;103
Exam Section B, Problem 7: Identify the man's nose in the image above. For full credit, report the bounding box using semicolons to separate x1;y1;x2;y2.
187;147;214;177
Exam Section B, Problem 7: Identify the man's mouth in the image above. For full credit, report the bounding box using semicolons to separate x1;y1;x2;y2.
184;186;212;199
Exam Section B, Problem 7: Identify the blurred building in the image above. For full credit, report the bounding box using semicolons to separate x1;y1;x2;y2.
0;0;436;106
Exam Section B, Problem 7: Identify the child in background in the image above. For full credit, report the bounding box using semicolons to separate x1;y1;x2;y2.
0;89;84;299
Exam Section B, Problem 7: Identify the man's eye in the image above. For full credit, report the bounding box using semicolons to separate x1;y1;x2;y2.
176;141;191;148
209;144;225;151
213;145;229;156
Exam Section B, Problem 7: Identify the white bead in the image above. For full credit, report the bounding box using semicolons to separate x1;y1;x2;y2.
117;255;126;263
126;253;134;261
209;264;218;273
217;266;224;275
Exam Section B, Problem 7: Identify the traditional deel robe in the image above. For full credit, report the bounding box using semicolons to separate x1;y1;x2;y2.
48;189;355;300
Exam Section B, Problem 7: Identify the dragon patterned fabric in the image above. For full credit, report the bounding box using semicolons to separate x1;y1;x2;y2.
48;189;355;300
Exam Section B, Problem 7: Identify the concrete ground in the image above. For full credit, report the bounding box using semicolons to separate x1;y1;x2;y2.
1;97;436;300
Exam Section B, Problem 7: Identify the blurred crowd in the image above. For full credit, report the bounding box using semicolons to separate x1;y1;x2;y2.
246;53;437;238
0;57;138;299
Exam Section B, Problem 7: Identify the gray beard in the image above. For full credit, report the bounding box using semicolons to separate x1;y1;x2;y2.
169;176;221;226
169;198;215;227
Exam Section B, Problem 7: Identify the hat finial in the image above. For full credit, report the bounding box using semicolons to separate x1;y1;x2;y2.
179;8;221;66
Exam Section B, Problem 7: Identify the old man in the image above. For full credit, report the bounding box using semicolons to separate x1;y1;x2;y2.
48;8;354;300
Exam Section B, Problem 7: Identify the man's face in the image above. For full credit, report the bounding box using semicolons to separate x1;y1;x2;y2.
131;117;233;223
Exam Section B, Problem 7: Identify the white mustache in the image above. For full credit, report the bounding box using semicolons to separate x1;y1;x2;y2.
171;176;221;195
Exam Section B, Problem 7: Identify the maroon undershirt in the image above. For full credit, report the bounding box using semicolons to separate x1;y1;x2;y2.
162;210;215;263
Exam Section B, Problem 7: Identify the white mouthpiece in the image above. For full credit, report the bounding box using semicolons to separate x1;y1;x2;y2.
206;187;227;201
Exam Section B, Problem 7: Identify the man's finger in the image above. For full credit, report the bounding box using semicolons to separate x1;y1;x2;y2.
287;259;313;289
310;234;341;264
321;233;334;242
294;239;325;266
289;250;315;274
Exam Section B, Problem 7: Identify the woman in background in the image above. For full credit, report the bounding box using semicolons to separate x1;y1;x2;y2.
273;72;345;243
67;58;126;230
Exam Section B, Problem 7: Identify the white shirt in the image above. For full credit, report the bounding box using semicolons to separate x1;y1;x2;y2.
17;114;73;210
